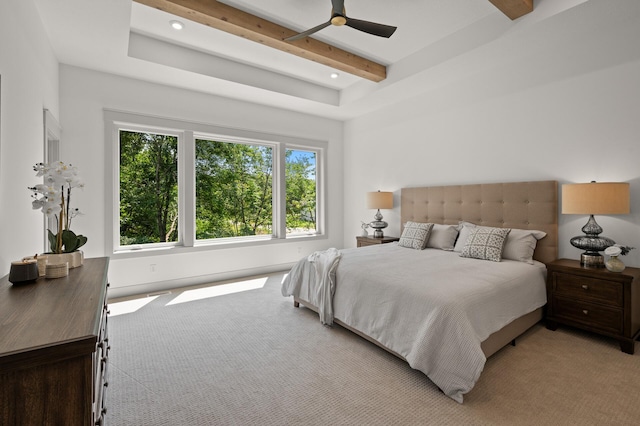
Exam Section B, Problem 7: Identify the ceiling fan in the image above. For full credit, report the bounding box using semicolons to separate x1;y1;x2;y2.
285;0;397;42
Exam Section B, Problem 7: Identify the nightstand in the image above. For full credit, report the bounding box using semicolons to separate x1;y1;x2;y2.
546;259;640;354
356;236;399;247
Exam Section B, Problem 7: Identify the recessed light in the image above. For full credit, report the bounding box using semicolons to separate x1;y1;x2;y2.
170;20;184;30
330;72;339;79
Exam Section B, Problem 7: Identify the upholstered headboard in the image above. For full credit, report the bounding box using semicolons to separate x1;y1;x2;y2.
400;180;558;264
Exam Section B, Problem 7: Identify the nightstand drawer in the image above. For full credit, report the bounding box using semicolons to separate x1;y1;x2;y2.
552;272;624;307
553;296;623;334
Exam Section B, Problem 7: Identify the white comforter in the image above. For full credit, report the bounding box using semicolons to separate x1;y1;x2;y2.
281;243;547;403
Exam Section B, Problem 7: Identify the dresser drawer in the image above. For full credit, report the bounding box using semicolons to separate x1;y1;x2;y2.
552;295;623;334
552;272;623;307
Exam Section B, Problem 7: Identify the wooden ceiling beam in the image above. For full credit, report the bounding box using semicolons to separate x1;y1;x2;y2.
488;0;534;20
133;1;533;84
133;0;388;82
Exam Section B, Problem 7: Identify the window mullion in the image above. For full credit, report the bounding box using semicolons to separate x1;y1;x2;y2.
275;145;286;238
182;131;195;247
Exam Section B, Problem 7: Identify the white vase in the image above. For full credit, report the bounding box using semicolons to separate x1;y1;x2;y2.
605;255;625;272
42;251;84;269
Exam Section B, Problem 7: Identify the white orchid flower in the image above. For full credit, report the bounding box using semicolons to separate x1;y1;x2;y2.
44;202;62;217
30;161;88;254
32;199;45;210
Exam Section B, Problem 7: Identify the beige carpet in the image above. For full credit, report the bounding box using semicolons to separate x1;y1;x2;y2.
107;273;640;425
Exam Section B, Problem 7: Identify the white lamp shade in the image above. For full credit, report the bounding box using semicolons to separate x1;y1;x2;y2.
366;191;393;209
562;182;630;215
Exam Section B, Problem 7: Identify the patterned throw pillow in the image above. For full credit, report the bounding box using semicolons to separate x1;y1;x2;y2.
460;226;511;262
398;221;434;250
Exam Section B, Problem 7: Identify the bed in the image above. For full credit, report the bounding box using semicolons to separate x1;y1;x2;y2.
282;180;558;402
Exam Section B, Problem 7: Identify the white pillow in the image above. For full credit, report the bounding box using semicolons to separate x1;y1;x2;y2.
460;226;511;262
502;228;547;264
427;224;459;251
453;221;477;252
398;221;434;250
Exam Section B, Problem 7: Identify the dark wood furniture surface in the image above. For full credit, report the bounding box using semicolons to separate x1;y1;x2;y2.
356;236;400;247
0;257;110;425
546;258;640;354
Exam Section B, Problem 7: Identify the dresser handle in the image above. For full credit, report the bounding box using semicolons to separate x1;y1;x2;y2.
581;285;588;290
583;309;589;315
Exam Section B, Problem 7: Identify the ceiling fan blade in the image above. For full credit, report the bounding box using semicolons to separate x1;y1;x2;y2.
285;20;332;41
345;17;397;38
331;0;345;14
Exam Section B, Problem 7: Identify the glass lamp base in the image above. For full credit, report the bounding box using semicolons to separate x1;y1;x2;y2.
581;252;604;268
370;217;388;239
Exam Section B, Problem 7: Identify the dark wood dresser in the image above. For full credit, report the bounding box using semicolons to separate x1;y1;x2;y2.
0;257;110;425
546;258;640;354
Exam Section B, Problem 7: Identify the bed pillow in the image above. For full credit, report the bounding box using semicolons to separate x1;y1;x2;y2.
453;221;477;252
398;221;434;250
460;226;511;262
502;228;547;264
426;224;459;250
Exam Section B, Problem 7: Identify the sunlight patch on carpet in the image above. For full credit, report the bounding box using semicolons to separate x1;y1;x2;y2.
109;295;159;317
166;277;268;305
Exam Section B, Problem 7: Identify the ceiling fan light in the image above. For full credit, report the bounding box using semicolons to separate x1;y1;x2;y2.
331;15;347;26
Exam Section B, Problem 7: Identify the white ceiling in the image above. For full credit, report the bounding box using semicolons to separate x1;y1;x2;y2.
32;0;590;120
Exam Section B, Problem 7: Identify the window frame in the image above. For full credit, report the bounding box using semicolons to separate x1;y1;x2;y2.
284;146;321;237
193;133;277;244
104;110;326;257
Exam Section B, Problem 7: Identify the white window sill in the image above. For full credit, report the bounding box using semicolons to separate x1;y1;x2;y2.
112;233;325;259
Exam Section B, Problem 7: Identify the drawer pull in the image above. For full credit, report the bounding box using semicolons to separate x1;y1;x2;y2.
581;285;589;290
583;309;589;315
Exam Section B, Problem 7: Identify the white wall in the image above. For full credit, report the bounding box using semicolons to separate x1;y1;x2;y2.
0;0;59;276
343;0;640;267
59;65;343;297
4;0;640;290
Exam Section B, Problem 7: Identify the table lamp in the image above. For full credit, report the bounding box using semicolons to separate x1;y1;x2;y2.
366;190;393;238
562;181;630;267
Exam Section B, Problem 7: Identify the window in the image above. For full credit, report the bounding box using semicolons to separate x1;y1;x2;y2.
195;139;273;240
285;149;317;235
105;111;325;254
119;130;179;246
